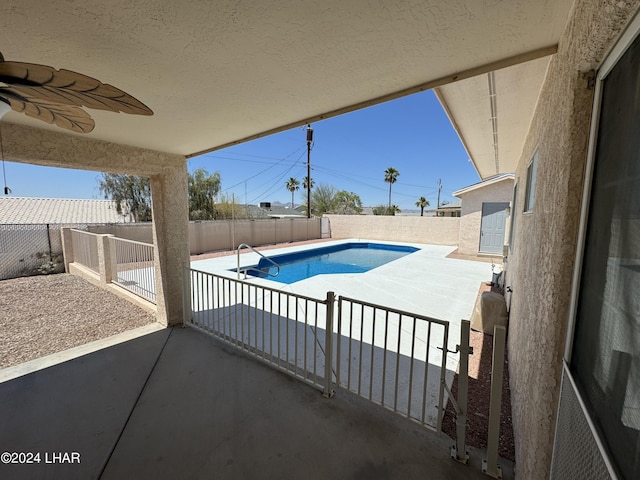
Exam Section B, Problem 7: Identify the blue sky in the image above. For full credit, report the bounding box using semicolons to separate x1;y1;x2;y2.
2;90;480;211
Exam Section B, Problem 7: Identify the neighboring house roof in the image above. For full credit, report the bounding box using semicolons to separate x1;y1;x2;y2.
0;197;133;224
245;204;306;219
452;173;515;197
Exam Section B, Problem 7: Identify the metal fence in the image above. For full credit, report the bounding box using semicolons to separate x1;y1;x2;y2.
71;229;99;273
187;269;333;394
110;236;156;303
0;224;88;280
336;296;450;432
185;269;463;434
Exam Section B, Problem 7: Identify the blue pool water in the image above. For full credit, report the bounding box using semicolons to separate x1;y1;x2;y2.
238;242;419;284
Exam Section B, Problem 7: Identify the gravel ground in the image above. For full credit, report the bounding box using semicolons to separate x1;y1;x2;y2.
0;274;155;369
441;284;515;462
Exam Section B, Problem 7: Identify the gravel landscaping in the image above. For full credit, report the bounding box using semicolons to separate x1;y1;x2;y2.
0;273;155;369
441;283;515;462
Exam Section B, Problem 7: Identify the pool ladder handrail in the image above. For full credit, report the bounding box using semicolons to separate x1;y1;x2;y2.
236;243;280;279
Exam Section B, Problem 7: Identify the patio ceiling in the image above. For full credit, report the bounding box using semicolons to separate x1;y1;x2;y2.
0;0;572;158
435;56;552;179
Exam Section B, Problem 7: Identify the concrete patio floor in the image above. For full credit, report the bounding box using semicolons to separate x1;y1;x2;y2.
0;326;512;479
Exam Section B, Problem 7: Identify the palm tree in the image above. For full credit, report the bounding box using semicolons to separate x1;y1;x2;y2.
384;167;400;210
415;196;430;216
285;177;300;208
302;176;315;190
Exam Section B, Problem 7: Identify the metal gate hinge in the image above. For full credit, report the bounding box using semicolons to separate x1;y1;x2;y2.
438;345;474;355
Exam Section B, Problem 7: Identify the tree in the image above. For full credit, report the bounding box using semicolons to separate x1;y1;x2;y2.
384;167;400;210
372;204;399;216
302;176;315;190
285;177;300;208
415;196;430;216
372;205;388;216
188;168;221;220
213;193;248;220
334;190;363;214
98;173;152;222
309;183;337;216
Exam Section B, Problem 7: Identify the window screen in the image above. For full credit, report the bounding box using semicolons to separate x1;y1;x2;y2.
570;31;640;480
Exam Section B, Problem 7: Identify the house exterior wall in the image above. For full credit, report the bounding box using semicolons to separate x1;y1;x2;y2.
505;1;640;478
457;179;514;255
324;215;460;245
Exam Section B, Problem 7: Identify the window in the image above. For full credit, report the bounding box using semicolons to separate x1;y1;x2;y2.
570;28;640;480
524;151;538;212
508;183;518;251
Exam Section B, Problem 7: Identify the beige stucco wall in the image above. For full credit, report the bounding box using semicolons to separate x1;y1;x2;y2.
505;1;640;478
89;218;322;255
2;123;189;326
324;215;460;245
456;179;514;255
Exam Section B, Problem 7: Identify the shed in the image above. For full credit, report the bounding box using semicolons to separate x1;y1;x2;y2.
453;174;514;256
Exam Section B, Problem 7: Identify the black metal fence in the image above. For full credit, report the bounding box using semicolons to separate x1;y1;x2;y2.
0;224;89;280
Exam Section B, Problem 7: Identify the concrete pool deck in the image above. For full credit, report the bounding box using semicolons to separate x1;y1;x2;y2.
189;239;494;425
190;239;494;349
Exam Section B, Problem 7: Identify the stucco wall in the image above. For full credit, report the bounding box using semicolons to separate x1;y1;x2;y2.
89;218;322;255
457;179;514;255
505;1;639;478
2;123;189;327
325;215;460;245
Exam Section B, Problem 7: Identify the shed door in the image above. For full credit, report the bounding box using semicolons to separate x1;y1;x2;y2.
479;202;508;254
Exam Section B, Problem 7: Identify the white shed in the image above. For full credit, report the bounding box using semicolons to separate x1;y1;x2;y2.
453;174;514;256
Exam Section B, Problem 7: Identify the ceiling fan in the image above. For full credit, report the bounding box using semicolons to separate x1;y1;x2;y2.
0;51;154;194
0;51;153;134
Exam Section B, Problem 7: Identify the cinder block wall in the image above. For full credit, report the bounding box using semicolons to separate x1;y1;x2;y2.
324;215;460;245
90;218;322;255
505;1;639;478
457;179;514;255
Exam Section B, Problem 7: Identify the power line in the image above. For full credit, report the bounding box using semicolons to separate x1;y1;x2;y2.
246;151;307;204
201;146;305;163
312;165;435;200
218;147;305;193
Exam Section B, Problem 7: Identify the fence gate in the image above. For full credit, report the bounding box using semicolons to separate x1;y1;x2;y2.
184;269;471;461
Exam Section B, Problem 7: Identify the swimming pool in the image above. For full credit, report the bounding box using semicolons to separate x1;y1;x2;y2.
239;242;419;284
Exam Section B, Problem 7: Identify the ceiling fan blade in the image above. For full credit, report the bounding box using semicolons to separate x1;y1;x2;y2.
5;96;95;133
0;61;153;116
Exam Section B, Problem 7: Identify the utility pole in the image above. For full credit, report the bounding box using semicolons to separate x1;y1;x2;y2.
306;124;313;218
437;178;442;209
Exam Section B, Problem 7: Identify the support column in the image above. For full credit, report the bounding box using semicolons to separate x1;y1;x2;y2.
96;234;115;284
150;164;190;326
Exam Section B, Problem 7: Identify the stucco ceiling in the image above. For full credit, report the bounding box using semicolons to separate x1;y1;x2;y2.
0;0;572;157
